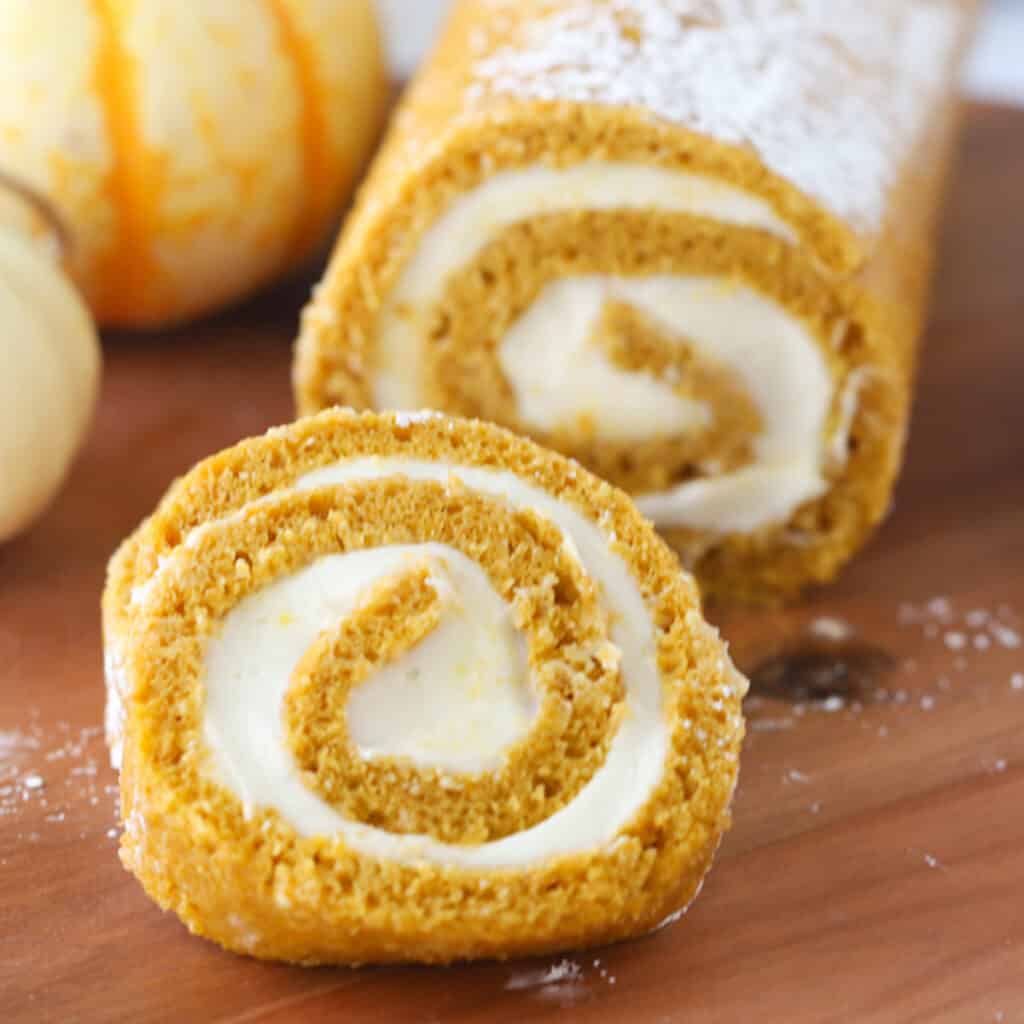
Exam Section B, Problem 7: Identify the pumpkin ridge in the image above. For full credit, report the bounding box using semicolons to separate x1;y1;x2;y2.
90;0;167;323
266;0;340;262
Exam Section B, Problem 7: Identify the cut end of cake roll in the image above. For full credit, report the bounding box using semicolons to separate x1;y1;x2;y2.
294;0;978;604
104;409;746;964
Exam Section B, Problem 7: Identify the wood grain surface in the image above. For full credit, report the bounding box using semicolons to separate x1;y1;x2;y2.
1;104;1022;1023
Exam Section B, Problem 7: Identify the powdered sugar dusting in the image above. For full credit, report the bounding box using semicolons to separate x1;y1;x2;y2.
393;409;446;428
807;616;853;641
504;955;621;999
1;717;118;843
505;957;584;990
744;597;1022;744
472;0;964;233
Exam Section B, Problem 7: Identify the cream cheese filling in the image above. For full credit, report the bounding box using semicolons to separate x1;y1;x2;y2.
373;162;844;533
501;274;835;533
376;162;796;411
164;456;672;868
206;544;536;779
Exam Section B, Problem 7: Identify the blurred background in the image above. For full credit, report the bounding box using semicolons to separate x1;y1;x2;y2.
379;0;1024;105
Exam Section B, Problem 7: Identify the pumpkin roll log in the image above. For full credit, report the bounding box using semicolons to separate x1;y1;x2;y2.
104;410;745;964
294;0;977;603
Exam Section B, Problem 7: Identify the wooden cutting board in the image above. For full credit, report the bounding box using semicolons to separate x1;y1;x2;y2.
1;103;1021;1024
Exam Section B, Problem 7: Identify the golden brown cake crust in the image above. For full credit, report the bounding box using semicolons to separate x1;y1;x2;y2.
110;409;746;964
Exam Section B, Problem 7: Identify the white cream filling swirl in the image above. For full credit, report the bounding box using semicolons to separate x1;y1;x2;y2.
168;457;679;869
207;543;537;779
375;162;847;533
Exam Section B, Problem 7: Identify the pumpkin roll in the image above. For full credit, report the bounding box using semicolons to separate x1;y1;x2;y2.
104;410;746;964
294;0;977;603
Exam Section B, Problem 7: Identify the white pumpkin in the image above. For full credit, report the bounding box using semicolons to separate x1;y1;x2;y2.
0;225;101;542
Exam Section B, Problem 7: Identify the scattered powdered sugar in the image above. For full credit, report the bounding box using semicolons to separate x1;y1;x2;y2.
471;0;964;233
393;409;445;428
744;596;1022;800
0;717;118;843
896;600;1023;698
899;598;1020;645
807;616;854;641
542;959;583;985
750;716;796;732
0;730;40;758
989;623;1021;650
506;958;584;991
505;955;621;998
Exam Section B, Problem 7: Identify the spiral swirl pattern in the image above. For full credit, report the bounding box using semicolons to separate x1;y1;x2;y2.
105;410;745;963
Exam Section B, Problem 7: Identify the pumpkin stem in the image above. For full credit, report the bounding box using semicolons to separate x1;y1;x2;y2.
0;167;73;266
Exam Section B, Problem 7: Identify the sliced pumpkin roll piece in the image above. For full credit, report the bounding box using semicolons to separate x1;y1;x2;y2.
104;410;746;964
294;0;978;602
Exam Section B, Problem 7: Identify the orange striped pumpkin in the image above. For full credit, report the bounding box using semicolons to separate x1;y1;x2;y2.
0;0;387;328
